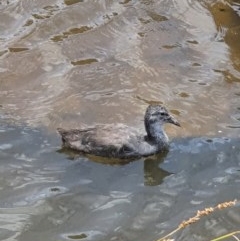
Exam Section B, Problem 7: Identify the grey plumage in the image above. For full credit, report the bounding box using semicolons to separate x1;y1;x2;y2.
57;105;180;158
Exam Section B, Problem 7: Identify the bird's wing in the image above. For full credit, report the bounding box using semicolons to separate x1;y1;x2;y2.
58;124;144;157
57;127;97;142
90;124;141;147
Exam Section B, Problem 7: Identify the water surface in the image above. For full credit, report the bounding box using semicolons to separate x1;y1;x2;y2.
0;0;240;240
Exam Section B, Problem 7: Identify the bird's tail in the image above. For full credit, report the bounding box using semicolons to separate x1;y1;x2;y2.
57;128;66;135
57;128;68;144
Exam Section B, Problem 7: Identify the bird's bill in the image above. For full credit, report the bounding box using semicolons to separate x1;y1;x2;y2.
168;115;181;127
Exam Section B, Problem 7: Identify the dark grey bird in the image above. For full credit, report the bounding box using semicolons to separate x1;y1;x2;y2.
57;105;180;159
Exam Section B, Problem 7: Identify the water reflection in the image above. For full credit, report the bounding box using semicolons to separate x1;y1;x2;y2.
0;0;239;138
0;0;240;240
58;147;171;186
209;0;240;74
0;124;239;241
144;153;172;186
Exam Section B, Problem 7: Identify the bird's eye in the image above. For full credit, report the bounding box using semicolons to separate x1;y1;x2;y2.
160;112;166;116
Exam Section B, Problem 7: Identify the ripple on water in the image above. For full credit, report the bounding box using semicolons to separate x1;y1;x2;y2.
51;26;93;42
0;143;12;150
0;1;240;241
64;231;102;240
71;58;98;66
8;47;29;52
67;233;87;240
64;0;84;6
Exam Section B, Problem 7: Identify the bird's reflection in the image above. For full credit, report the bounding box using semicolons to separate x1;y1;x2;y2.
143;151;171;186
57;147;171;186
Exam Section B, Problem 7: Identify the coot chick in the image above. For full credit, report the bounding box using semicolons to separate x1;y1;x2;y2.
57;105;180;158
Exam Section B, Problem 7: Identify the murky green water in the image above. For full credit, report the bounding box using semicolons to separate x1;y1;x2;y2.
0;0;240;240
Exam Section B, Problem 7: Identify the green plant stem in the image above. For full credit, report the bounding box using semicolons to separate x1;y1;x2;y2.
210;231;240;241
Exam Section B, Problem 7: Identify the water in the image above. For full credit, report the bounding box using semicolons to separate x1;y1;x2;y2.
0;0;240;240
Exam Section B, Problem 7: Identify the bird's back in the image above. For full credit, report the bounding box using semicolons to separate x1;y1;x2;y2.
58;124;146;158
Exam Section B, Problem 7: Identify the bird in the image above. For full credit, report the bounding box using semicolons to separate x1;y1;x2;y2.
57;104;180;159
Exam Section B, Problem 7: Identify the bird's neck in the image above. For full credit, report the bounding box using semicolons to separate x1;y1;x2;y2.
145;121;169;144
